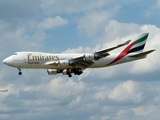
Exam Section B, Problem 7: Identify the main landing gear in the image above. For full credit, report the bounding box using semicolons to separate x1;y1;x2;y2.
68;74;72;78
72;68;83;76
67;71;72;78
18;68;22;75
66;68;83;78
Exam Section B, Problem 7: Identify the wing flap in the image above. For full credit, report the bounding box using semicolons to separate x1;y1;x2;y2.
78;61;94;67
70;55;94;68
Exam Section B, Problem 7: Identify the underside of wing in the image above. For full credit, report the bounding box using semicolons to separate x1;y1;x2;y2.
45;55;94;69
70;55;94;69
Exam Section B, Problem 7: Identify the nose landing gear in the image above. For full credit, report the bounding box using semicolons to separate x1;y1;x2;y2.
18;68;22;75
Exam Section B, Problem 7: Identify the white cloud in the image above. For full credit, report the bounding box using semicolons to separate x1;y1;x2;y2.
63;46;85;53
108;80;145;103
130;25;160;74
145;0;160;17
46;77;86;97
63;44;101;53
157;0;160;8
77;5;121;37
133;105;157;116
77;11;112;36
0;78;160;120
94;86;108;100
41;0;109;14
37;16;68;29
132;105;160;120
103;20;141;42
0;20;46;54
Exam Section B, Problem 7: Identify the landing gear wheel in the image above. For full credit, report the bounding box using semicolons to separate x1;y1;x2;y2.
68;74;72;77
66;71;72;78
19;72;22;75
18;68;22;75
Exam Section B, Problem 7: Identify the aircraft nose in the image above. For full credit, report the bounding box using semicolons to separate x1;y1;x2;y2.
3;56;13;66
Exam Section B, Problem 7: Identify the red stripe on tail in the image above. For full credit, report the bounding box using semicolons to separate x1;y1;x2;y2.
108;42;135;65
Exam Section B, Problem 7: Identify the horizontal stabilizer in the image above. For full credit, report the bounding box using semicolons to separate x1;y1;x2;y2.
129;50;155;58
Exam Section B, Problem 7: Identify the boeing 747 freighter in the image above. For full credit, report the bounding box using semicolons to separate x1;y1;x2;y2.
3;33;155;77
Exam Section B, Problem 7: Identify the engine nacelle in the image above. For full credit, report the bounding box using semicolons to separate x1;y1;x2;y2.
59;60;69;67
62;69;72;75
62;69;68;75
47;69;61;75
83;54;95;61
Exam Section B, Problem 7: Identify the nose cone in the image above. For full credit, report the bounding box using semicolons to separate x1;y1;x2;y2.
3;56;13;66
2;59;6;64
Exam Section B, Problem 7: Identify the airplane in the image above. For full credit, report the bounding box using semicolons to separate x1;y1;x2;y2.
3;33;155;77
0;89;8;92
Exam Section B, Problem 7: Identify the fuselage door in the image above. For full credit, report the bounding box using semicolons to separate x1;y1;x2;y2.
13;53;26;67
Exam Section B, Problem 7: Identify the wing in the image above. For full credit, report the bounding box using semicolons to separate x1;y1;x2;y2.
46;40;131;69
70;55;94;69
95;40;131;54
68;40;131;68
93;40;131;60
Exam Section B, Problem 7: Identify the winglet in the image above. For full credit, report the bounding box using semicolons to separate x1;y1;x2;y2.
117;40;131;47
124;40;131;45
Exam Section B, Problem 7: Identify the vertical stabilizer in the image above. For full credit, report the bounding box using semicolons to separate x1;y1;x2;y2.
108;33;149;65
127;33;149;54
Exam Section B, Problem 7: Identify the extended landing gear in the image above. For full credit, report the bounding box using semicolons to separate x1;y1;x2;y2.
62;68;83;78
66;68;83;77
18;68;22;75
67;71;72;78
72;68;83;76
68;74;72;78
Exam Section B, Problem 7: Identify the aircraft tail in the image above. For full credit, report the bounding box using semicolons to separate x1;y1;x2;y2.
122;33;149;54
108;33;154;65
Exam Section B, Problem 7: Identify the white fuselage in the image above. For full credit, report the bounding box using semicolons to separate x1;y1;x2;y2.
3;51;145;69
2;33;154;77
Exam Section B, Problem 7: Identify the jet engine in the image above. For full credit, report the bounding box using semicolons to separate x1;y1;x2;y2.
47;69;62;75
59;60;69;67
83;54;95;61
62;69;70;75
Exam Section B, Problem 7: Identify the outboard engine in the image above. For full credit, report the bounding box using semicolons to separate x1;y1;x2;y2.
47;69;62;75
